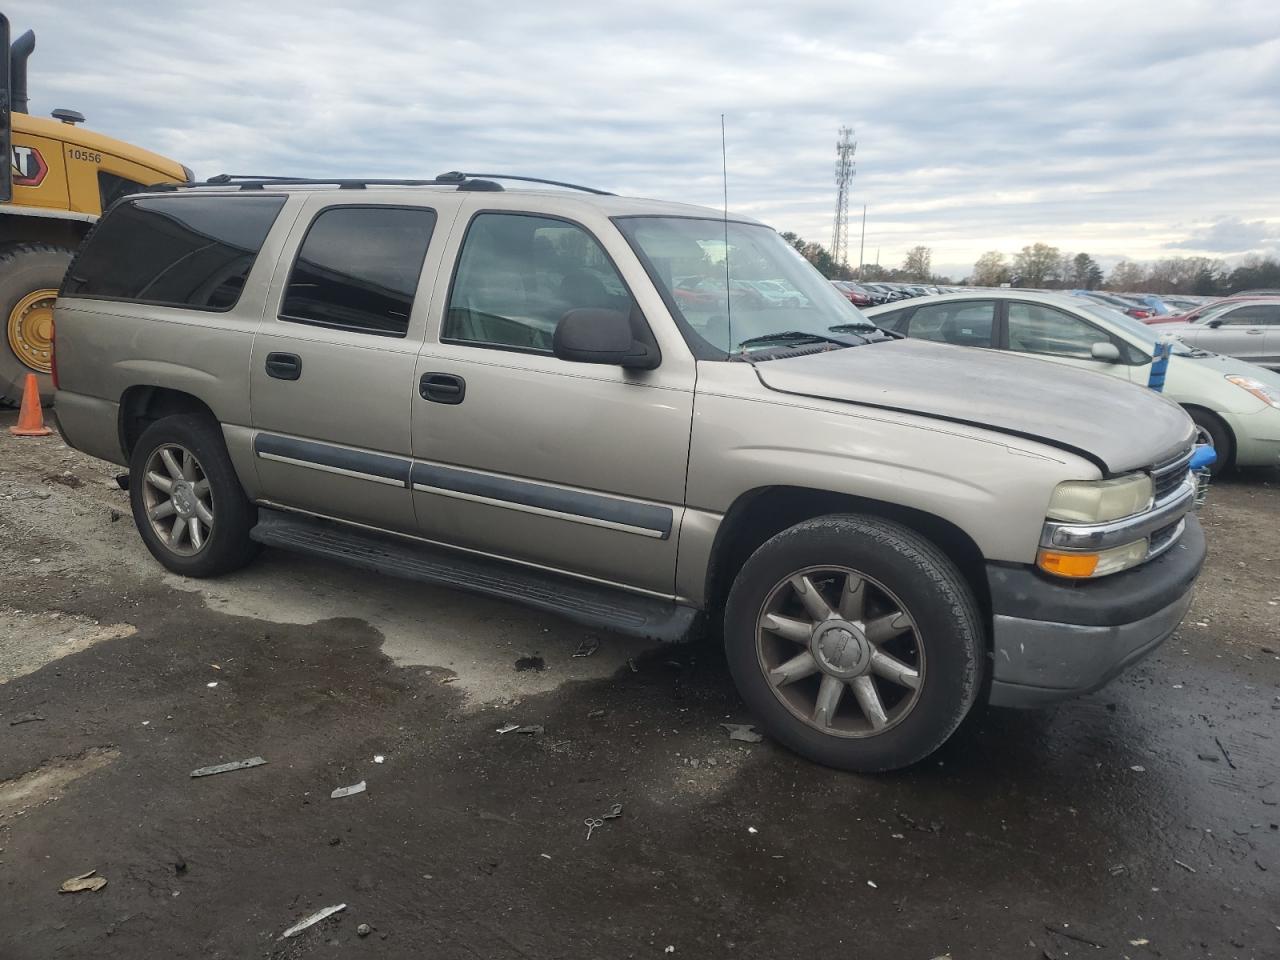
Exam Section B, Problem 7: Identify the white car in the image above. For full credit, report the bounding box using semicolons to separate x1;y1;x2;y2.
865;291;1280;473
1160;300;1280;372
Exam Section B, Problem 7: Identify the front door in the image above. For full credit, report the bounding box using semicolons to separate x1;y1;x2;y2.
409;205;695;596
1001;299;1135;383
249;199;446;534
1198;303;1280;367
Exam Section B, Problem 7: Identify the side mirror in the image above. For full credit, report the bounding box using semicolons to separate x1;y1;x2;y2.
1205;318;1223;329
553;308;660;370
1091;342;1121;362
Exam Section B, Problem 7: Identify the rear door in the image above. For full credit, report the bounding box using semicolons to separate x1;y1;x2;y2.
899;299;996;348
408;199;695;595
1197;304;1280;365
249;195;457;534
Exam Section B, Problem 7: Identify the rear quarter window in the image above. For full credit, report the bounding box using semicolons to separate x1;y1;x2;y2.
61;194;287;311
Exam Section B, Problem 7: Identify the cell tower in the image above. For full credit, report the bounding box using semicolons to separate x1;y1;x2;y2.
831;126;856;269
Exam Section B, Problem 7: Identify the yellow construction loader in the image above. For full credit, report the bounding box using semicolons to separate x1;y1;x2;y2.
1;13;191;403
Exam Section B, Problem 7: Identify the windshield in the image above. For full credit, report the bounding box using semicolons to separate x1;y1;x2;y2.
1071;300;1195;356
615;217;875;355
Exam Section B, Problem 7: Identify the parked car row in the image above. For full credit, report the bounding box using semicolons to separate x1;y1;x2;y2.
831;280;967;307
865;291;1280;475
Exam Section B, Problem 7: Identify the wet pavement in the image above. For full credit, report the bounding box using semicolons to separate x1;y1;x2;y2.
1;410;1278;959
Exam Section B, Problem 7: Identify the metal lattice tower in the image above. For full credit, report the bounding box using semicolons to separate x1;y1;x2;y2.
831;127;856;268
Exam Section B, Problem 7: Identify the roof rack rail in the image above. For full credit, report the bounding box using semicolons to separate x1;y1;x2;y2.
148;171;612;196
444;173;613;196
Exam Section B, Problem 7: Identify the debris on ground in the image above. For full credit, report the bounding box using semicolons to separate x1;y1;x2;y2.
189;757;267;778
357;923;372;937
514;655;545;672
8;713;45;725
514;724;543;736
1130;938;1150;946
1174;859;1197;873
571;636;600;658
1044;923;1106;948
205;681;218;688
1108;864;1127;876
496;723;520;734
1197;753;1220;762
331;781;366;799
603;803;623;820
587;709;606;719
373;755;385;763
1130;765;1146;772
721;723;764;743
1214;736;1237;769
281;903;346;939
59;869;107;893
627;658;638;673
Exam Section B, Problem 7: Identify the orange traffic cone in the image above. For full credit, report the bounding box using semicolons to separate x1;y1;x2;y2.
9;373;51;437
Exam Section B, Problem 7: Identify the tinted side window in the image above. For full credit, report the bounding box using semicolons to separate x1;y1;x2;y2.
907;300;995;347
444;213;636;352
61;195;286;310
1007;302;1104;359
1221;305;1280;325
97;172;147;212
281;206;437;338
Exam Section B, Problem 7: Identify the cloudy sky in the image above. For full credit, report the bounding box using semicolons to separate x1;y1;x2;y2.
14;0;1280;276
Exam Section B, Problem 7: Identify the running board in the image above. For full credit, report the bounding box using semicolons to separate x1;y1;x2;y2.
249;509;698;643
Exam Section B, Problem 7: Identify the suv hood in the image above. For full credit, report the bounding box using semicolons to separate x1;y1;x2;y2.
753;340;1194;474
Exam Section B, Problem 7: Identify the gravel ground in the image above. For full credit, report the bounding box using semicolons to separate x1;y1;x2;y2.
1;409;1277;959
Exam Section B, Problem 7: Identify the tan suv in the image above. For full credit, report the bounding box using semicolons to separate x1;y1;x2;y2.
52;173;1206;771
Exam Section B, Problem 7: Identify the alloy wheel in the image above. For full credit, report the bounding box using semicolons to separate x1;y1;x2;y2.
755;566;925;737
141;444;215;556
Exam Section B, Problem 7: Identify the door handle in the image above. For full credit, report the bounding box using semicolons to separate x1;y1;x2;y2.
420;372;466;404
265;352;302;380
1245;329;1264;335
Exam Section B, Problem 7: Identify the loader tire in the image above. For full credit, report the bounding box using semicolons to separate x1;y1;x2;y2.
0;243;75;406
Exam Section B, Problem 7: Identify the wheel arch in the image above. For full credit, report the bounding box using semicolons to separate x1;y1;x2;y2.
703;485;992;631
1180;403;1236;468
118;386;219;460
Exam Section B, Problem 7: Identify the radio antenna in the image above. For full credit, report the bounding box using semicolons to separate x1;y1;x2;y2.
721;113;732;350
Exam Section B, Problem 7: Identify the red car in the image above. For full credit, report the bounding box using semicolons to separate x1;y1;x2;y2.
831;280;872;306
1145;295;1280;325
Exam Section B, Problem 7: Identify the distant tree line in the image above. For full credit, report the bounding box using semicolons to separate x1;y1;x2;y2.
970;245;1280;295
779;233;947;283
777;232;1280;295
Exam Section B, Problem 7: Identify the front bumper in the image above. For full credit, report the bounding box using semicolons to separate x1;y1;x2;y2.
986;515;1206;707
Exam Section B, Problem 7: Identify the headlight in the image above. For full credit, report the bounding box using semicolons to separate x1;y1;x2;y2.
1226;375;1280;409
1046;474;1153;523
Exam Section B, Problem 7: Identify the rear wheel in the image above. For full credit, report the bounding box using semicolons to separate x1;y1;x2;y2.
0;243;74;405
1186;407;1233;477
724;514;984;772
129;414;259;577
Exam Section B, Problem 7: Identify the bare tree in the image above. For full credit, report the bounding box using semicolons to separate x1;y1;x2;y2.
971;251;1009;287
1012;243;1062;287
901;246;932;281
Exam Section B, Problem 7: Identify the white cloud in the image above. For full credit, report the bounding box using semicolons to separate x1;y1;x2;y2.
11;0;1280;272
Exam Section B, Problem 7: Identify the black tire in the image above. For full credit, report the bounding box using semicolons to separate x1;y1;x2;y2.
128;414;260;577
1186;407;1233;477
0;243;74;405
723;514;984;772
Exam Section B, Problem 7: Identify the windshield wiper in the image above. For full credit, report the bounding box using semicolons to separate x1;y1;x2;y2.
736;331;854;352
828;322;878;333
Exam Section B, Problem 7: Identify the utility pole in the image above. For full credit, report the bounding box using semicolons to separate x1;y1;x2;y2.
831;127;856;270
857;204;867;280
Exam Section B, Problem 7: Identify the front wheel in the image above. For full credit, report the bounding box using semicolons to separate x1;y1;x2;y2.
723;515;984;772
1186;408;1232;477
129;414;259;577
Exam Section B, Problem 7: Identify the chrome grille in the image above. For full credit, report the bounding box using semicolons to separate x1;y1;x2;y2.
1151;447;1194;503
